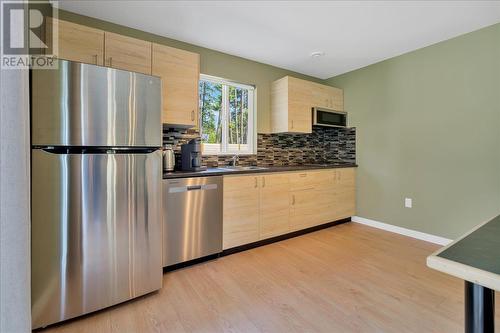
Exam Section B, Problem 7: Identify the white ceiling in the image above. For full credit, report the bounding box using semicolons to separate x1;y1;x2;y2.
57;1;500;79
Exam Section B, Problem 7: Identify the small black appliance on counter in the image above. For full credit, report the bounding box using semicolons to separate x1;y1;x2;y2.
181;139;207;171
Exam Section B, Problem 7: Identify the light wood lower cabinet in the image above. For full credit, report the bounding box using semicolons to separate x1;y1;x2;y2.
223;175;260;250
332;168;356;220
289;187;318;231
289;170;335;231
259;173;290;239
223;168;356;250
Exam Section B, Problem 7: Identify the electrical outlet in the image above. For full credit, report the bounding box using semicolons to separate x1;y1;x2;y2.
405;198;412;208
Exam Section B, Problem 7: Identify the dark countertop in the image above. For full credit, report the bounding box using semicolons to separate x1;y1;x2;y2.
427;214;500;291
163;163;357;179
437;214;500;274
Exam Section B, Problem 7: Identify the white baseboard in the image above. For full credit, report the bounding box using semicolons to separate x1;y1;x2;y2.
351;216;452;246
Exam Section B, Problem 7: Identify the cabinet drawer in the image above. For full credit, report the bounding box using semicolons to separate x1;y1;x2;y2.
260;173;289;187
224;174;260;189
289;170;334;190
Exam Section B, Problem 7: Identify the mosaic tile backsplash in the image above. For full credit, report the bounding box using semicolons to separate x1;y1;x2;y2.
163;125;356;169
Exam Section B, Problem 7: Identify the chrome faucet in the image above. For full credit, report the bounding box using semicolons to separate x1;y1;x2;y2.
231;154;239;167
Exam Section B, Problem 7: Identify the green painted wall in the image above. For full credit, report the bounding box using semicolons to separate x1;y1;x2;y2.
327;23;500;239
57;10;325;134
56;9;500;238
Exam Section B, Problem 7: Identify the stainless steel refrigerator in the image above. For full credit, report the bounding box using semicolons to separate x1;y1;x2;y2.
31;60;163;329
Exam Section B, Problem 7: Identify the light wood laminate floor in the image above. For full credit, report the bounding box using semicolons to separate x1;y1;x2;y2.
38;222;500;333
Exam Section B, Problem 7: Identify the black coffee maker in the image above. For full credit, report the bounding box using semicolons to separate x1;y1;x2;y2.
181;139;207;171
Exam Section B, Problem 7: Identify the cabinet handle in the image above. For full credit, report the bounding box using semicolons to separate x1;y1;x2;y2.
299;173;307;177
93;54;98;65
254;177;258;188
108;57;113;67
262;177;266;187
292;194;295;205
291;120;294;129
191;110;195;121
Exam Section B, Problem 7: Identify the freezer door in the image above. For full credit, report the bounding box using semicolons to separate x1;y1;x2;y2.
31;59;161;147
31;149;162;329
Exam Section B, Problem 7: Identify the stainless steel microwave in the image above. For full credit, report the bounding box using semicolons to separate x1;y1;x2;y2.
312;107;348;128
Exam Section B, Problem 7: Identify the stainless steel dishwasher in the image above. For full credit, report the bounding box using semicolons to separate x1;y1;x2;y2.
163;176;223;266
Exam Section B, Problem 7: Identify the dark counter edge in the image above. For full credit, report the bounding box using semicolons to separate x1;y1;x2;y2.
164;164;358;179
164;217;351;272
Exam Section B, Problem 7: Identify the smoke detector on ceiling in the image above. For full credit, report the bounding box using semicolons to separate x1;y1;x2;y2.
310;51;325;58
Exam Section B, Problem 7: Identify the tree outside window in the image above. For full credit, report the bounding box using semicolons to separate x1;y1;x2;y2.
199;75;255;155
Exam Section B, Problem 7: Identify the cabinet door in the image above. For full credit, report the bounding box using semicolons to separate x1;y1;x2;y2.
270;77;289;133
311;83;344;111
152;44;200;127
104;32;151;75
289;188;318;231
223;175;260;249
288;77;312;133
289;170;336;230
259;173;290;239
327;86;344;111
46;18;104;66
312;170;337;225
332;168;356;220
311;83;331;109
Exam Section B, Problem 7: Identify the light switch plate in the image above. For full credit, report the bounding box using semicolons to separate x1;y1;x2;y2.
405;198;412;208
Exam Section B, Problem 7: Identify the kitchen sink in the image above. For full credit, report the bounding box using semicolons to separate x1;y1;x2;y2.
219;166;269;171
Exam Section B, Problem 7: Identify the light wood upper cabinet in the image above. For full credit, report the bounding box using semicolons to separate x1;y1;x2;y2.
259;173;290;239
223;175;260;250
311;82;344;111
271;76;344;133
46;19;151;74
152;44;200;127
271;76;313;134
104;32;151;75
48;18;202;128
46;17;104;66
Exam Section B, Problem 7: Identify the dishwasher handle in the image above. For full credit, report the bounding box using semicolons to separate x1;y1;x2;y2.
169;183;218;193
187;185;202;191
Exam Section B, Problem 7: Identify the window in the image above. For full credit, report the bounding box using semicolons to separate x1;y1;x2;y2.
199;74;256;155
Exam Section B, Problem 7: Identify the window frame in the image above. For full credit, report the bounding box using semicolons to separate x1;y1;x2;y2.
199;74;257;156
